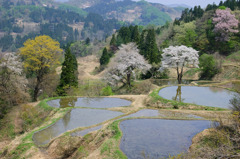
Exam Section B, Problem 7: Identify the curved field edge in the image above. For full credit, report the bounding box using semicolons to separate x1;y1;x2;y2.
99;117;212;159
148;85;232;111
0;97;72;158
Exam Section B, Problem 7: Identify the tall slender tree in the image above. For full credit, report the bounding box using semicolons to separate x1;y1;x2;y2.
57;47;78;96
145;29;160;64
100;47;110;66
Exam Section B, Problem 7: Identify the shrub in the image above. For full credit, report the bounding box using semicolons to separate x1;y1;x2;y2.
199;54;220;80
101;86;114;96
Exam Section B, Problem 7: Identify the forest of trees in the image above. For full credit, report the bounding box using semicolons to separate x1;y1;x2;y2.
0;2;122;52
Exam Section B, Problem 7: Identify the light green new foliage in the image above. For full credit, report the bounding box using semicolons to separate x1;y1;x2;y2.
173;21;197;47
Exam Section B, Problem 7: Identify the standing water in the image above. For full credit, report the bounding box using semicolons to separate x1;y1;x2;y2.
120;119;211;159
158;86;238;108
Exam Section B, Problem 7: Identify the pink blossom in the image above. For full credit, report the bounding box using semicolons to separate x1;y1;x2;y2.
213;8;239;42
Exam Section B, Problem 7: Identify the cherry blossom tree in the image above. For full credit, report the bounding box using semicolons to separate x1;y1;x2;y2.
160;45;199;84
105;43;151;87
0;53;29;118
213;8;239;42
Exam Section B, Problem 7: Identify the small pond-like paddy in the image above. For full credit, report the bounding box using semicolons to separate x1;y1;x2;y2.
33;109;123;145
158;86;238;108
120;119;211;159
47;97;131;108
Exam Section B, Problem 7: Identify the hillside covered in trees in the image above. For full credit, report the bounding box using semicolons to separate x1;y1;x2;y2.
0;0;184;52
0;0;240;159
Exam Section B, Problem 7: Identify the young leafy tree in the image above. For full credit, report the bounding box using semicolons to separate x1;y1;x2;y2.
20;35;62;101
105;43;151;87
57;47;78;96
213;8;239;42
100;47;110;66
199;54;219;80
160;45;199;84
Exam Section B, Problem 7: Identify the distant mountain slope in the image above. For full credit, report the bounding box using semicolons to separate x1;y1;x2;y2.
64;0;184;25
0;0;121;52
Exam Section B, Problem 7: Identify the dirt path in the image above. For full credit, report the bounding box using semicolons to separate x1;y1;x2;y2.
77;55;102;80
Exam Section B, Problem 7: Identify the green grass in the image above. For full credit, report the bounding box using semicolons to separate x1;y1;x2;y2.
100;120;127;159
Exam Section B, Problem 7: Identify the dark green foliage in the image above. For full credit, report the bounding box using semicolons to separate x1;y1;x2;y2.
131;25;140;44
180;6;204;23
0;34;13;52
144;29;160;64
139;30;146;55
100;47;110;66
0;3;122;52
199;54;219;80
85;37;90;45
40;23;74;47
57;47;78;96
117;26;131;44
110;34;116;46
116;25;140;46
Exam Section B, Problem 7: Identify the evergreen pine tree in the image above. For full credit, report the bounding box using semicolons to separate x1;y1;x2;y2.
85;37;90;45
57;47;78;96
100;47;110;66
131;25;140;44
145;29;160;64
110;34;116;46
139;30;146;57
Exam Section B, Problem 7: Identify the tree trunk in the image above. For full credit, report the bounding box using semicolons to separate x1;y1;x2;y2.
33;75;41;102
127;73;131;88
176;64;184;84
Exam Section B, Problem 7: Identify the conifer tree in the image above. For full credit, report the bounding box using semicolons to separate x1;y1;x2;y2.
139;30;146;56
132;25;140;44
145;29;160;64
57;47;78;96
100;47;110;66
110;34;116;46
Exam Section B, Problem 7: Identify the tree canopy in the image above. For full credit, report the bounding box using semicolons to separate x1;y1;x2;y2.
106;43;151;87
160;45;199;84
213;8;239;41
20;35;62;101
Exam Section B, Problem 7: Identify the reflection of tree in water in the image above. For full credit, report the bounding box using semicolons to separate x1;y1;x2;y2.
62;110;71;128
172;86;185;102
208;87;225;93
59;97;77;108
81;97;104;105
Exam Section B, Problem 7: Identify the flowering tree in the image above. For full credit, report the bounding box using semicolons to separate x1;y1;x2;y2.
213;8;239;42
160;45;199;84
20;35;62;101
105;43;151;87
0;53;29;118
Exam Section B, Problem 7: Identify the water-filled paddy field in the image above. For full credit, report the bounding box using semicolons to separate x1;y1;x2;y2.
120;119;211;159
47;97;132;108
158;86;238;108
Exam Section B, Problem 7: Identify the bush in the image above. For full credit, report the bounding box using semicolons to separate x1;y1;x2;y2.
199;54;220;80
101;86;114;96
